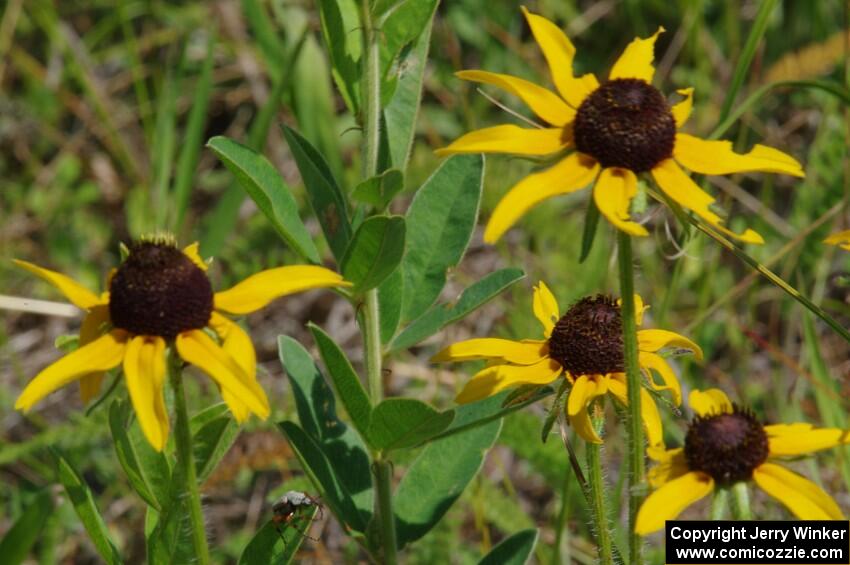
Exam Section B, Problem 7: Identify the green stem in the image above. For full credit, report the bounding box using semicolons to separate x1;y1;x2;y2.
168;353;211;565
731;482;752;520
586;405;614;565
358;2;397;562
617;231;644;565
710;488;729;520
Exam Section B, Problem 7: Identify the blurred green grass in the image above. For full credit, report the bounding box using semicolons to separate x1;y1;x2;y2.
3;0;850;563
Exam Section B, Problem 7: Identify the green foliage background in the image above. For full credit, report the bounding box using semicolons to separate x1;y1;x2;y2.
2;0;850;563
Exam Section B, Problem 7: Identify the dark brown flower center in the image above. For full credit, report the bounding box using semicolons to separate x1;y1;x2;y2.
547;295;624;376
109;241;213;339
684;406;769;486
573;78;675;172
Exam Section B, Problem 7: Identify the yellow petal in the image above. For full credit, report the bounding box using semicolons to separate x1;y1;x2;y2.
688;388;732;417
824;230;850;251
182;242;208;271
567;375;607;417
674;133;804;177
639;352;682;406
15;331;127;412
651;158;764;244
609;27;665;84
593;167;648;236
767;424;850;457
431;338;548;365
647;447;690;488
607;376;664;447
436;125;569;157
123;336;169;451
569;405;603;444
520;7;598;108
13;260;103;310
78;304;112;404
209;312;265;423
484;153;599;243
637;329;703;360
456;70;576;126
753;463;844;520
635;471;714;535
176;329;270;419
671;88;694;128
634;294;646;326
214;265;349;315
532;281;561;338
455;358;562;404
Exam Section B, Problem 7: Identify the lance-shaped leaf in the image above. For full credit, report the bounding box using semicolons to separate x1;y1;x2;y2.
308;324;372;440
238;505;319;565
352;169;404;210
401;154;483;322
52;449;123;565
394;419;502;548
108;400;171;510
479;529;539;565
282;125;352;262
278;421;367;532
207;136;320;263
391;268;525;351
191;403;239;483
367;398;454;452
317;0;360;115
341;215;406;292
279;335;373;518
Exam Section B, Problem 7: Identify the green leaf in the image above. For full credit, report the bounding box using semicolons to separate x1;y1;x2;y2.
367;398;454;451
0;490;53;565
394;419;501;548
207;136;320;263
308;324;372;439
278;421;367;532
52;449;123;565
341;215;406;292
401;154;483;322
317;0;360;115
479;529;538;565
378;0;438;101
378;268;404;344
352;169;404;210
391;268;525;351
108;400;171;510
192;412;239;484
282;125;352;261
278;336;373;517
238;506;319;565
433;387;554;442
384;14;434;169
579;197;600;264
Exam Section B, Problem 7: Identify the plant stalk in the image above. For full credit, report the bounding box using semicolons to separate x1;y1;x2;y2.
617;231;644;565
168;353;211;565
586;405;614;565
731;482;752;520
710;488;729;520
359;2;397;562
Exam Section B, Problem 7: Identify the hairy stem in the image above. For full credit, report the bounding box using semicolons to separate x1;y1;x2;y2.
617;231;644;565
169;353;211;565
731;482;752;520
586;404;614;565
359;2;397;562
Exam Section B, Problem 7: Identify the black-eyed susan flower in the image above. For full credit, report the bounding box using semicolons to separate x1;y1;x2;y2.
636;388;850;533
438;8;804;244
14;236;349;451
431;281;702;445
